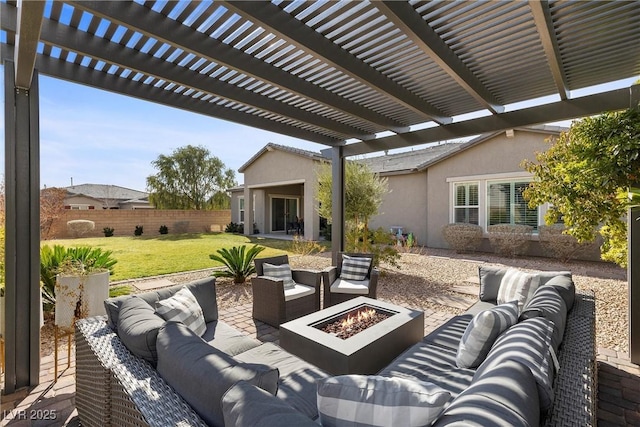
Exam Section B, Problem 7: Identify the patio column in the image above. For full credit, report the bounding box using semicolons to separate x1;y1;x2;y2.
331;146;345;264
630;83;640;364
244;187;254;235
3;62;41;393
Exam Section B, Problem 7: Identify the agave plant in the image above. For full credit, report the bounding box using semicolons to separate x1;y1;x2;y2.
209;245;265;284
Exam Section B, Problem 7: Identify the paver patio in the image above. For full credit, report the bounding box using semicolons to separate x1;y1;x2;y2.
1;303;639;426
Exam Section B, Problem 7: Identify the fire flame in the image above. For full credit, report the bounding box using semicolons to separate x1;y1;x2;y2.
340;308;376;330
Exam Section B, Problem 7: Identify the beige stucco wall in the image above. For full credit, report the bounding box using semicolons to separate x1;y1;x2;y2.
369;171;428;245
239;149;326;239
426;129;553;248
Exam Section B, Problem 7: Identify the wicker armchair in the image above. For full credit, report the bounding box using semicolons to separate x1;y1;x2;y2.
252;255;321;327
322;252;379;308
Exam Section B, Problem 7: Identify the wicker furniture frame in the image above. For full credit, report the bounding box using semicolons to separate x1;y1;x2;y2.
252;255;321;327
322;252;379;308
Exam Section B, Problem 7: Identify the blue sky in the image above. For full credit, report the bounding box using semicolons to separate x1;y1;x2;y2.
0;65;637;192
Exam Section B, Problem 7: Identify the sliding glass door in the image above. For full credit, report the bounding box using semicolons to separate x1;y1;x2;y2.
271;197;298;232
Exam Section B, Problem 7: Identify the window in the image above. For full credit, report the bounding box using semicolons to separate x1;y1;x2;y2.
487;181;538;229
239;197;245;223
454;183;479;224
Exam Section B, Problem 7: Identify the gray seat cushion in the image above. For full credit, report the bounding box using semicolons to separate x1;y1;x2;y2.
156;322;279;427
432;360;540;427
235;342;329;420
222;381;318;427
104;277;218;329
202;320;262;356
474;317;555;411
378;342;474;398
116;296;165;366
520;285;567;353
422;314;473;351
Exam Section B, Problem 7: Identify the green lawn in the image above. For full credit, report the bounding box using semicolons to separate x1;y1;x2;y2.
41;233;317;281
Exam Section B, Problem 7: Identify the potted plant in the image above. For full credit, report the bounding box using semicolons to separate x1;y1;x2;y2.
42;245;117;330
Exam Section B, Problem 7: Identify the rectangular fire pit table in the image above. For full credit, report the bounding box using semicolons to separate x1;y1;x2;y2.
279;297;424;375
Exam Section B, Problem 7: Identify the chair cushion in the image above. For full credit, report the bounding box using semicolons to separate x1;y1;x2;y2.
284;283;315;302
497;268;541;313
157;322;279;427
478;266;508;302
317;375;451;427
340;255;372;281
542;275;575;310
456;301;518;369
117;296;165;366
474;317;555;411
330;278;370;295
155;286;206;337
262;263;296;290
222;381;318;427
520;285;567;353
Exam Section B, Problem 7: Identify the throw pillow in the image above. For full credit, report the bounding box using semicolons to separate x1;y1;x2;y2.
117;296;165;366
155;286;206;337
456;301;519;369
340;255;371;281
262;263;296;289
497;268;541;312
317;375;451;427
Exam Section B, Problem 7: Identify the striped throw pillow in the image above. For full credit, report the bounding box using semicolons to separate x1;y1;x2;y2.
155;287;206;337
340;255;371;281
262;263;296;289
456;301;518;368
497;268;541;312
317;375;451;427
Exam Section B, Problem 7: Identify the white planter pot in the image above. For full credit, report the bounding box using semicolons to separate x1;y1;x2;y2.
55;271;109;329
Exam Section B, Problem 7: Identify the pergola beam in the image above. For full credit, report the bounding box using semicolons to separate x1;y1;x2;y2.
34;18;353;143
342;87;631;156
529;0;570;100
375;1;504;114
69;0;408;135
222;1;452;125
12;0;45;89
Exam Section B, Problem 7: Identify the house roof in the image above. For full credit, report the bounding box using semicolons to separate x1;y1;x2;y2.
238;142;329;173
65;184;149;201
359;125;567;174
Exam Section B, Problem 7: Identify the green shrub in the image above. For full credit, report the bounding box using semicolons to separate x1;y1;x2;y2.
103;226;114;237
288;236;323;255
40;245;118;310
159;225;169;235
209;245;265;284
134;225;144;236
487;224;533;257
539;224;596;262
346;226;400;269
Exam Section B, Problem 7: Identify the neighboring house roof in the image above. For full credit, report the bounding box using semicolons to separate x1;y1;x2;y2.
65;184;149;202
238;142;329;173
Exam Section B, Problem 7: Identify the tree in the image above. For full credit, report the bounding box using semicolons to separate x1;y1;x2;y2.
522;107;640;267
40;187;67;240
317;161;398;266
146;145;236;210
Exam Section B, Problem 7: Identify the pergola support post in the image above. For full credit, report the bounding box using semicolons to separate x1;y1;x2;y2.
331;146;345;264
3;61;41;393
629;84;640;365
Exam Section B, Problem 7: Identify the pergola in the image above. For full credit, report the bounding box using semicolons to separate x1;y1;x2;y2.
2;0;639;393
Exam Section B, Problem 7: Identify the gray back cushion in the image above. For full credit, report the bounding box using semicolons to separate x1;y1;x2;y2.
104;277;217;330
432;360;540;427
474;317;555;411
521;285;567;353
156;322;279;427
542;275;575;310
478;266;507;302
117;296;165;366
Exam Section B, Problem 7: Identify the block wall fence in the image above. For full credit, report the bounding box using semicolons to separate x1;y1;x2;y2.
47;209;231;239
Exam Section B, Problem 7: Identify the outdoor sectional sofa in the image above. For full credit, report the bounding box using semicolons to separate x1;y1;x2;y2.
75;267;596;427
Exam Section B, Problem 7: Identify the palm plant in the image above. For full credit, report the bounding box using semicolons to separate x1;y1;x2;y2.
209;245;265;284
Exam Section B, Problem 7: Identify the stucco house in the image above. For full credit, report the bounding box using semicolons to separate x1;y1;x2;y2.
64;183;152;210
232;126;580;255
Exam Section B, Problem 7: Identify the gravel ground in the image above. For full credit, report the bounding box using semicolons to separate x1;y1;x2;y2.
41;248;629;356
